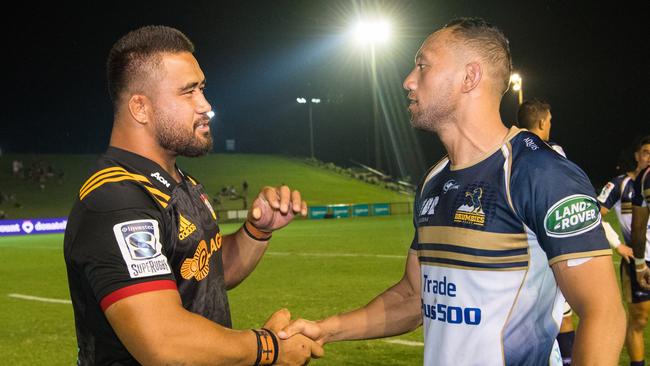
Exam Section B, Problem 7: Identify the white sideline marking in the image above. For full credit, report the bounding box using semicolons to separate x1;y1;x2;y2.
266;251;403;259
383;339;424;347
8;293;71;304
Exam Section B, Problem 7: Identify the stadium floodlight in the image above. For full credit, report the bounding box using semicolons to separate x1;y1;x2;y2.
509;73;523;105
296;97;321;159
353;19;391;44
351;17;392;170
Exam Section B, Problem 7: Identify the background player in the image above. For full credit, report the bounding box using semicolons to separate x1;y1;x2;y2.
517;98;574;365
598;137;650;366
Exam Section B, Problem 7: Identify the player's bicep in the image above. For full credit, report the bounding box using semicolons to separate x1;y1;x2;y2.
76;212;175;304
551;256;621;317
404;250;421;297
105;289;184;364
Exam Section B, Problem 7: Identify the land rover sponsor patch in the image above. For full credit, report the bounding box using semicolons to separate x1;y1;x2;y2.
113;219;171;278
544;195;601;238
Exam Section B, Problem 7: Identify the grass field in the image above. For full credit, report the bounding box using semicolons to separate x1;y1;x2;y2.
0;153;409;218
0;214;648;365
0;153;648;364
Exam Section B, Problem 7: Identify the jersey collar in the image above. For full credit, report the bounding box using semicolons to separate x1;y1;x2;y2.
104;147;179;193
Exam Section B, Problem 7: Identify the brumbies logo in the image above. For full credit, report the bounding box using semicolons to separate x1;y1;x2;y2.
180;232;222;281
454;187;486;226
544;194;600;238
178;214;197;240
113;219;171;279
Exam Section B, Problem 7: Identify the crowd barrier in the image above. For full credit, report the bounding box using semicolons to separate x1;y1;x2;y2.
0;202;413;236
0;217;68;236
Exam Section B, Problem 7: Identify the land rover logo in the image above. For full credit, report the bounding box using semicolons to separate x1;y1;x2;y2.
544;194;600;238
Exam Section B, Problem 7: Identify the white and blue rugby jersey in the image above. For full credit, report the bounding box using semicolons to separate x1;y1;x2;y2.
598;174;650;260
411;127;610;366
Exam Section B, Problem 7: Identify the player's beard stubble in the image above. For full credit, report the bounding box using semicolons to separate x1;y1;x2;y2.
408;87;456;134
154;109;213;157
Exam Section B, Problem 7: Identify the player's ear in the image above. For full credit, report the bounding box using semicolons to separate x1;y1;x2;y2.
128;94;151;125
461;62;481;93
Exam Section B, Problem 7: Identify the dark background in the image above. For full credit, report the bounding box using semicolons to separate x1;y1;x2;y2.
2;0;648;187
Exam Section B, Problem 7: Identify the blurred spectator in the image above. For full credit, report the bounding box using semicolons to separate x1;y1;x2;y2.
12;160;23;178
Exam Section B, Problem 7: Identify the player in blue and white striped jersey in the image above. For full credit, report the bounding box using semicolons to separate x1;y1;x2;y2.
517;98;575;366
598;136;650;366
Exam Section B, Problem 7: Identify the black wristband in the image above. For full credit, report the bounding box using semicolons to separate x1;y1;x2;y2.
252;329;262;366
243;221;272;241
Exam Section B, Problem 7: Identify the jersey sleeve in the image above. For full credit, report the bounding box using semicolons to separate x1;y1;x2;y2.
632;167;649;208
67;200;176;312
511;147;610;265
596;178;622;209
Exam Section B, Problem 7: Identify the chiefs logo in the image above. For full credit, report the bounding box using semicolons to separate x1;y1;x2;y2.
180;232;222;281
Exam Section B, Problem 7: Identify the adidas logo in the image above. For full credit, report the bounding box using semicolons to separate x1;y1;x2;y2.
178;214;197;240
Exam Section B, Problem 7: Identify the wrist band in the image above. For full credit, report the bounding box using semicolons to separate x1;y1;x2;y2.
634;258;647;266
252;328;279;366
244;221;272;241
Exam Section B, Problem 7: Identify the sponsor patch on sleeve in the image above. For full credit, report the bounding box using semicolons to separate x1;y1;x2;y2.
596;182;614;203
112;219;172;278
544;194;601;238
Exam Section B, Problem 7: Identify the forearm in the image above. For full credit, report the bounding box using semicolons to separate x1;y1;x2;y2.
222;224;269;289
319;279;422;343
631;207;649;258
571;304;625;365
106;292;259;365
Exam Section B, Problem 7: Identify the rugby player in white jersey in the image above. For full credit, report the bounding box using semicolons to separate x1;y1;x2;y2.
623;138;650;366
279;17;625;366
517;98;575;366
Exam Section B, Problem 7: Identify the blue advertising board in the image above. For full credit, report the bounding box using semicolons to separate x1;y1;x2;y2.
0;217;68;236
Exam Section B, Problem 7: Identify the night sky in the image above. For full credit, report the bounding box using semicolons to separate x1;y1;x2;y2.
3;0;648;187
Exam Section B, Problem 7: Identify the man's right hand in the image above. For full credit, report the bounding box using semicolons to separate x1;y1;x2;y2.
263;309;324;365
616;244;634;263
277;318;327;345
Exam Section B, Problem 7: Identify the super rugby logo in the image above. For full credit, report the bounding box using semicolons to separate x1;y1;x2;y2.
597;182;614;203
544;195;601;238
113;219;171;279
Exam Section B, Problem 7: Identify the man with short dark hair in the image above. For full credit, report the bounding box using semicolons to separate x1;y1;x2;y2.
517;98;565;156
518;98;575;365
280;17;625;365
64;25;321;365
628;137;650;366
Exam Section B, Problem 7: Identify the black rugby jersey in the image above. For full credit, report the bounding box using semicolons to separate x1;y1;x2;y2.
64;147;230;365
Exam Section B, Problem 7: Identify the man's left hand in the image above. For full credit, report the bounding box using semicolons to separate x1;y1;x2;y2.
636;262;650;290
248;185;307;232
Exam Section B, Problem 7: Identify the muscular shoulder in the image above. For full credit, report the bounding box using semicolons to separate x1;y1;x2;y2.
76;158;159;213
509;131;586;184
